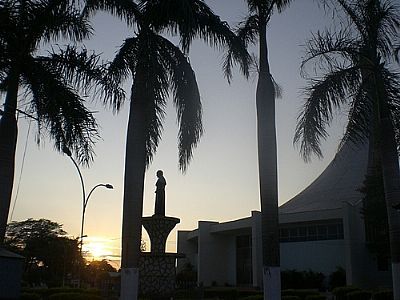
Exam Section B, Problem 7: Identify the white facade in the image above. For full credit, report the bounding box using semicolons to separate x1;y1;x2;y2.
177;142;392;289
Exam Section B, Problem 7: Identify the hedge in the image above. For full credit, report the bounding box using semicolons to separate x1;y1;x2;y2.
282;296;301;300
305;295;326;300
21;288;101;298
48;293;103;300
346;291;372;300
372;289;393;300
282;289;320;300
240;296;263;300
20;293;41;300
332;286;360;300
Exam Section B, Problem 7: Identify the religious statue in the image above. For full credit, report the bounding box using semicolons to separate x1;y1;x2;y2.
154;170;166;216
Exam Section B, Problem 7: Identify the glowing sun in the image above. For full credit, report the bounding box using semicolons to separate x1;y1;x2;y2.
83;238;114;260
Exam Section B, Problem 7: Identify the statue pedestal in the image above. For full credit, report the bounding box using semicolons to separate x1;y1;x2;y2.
140;215;183;299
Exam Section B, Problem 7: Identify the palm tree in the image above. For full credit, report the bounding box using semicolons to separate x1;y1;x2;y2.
84;1;250;298
228;1;292;297
0;0;124;245
294;0;400;297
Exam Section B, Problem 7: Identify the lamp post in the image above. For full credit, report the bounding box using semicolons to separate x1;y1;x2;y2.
62;147;113;254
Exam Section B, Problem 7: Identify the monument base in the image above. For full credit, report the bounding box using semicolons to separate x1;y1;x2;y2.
139;252;184;298
140;214;182;299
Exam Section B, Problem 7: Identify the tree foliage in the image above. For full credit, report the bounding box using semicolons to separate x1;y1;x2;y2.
0;0;124;164
294;0;400;160
5;219;82;287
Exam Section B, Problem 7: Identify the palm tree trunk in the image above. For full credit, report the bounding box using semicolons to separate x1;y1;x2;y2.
257;22;280;300
0;74;19;245
379;105;400;300
120;90;147;300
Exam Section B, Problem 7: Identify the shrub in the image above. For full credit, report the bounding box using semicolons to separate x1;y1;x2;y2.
20;293;41;300
204;288;238;299
240;296;263;300
346;290;372;300
305;295;326;300
329;267;346;290
282;289;320;300
48;293;103;300
281;270;325;290
372;289;393;300
332;286;361;300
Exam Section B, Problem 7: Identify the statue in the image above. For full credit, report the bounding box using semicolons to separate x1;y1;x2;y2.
154;170;166;216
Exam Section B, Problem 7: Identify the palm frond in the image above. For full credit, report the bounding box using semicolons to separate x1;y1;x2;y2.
38;46;126;112
108;37;139;90
275;0;294;13
294;66;361;161
156;35;203;171
132;30;170;167
373;0;400;60
136;0;251;82
83;0;140;26
334;0;367;39
301;29;359;78
22;59;99;165
27;0;92;45
339;82;372;150
237;14;259;47
395;43;400;62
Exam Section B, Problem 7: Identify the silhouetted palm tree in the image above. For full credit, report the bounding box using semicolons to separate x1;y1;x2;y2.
230;1;292;297
294;0;400;297
84;1;250;298
0;0;124;244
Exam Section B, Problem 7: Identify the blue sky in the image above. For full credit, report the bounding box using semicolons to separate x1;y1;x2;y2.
8;0;348;264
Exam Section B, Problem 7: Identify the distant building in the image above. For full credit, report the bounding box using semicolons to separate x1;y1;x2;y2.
177;142;392;289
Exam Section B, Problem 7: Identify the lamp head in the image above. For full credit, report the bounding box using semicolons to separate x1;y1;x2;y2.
105;184;114;189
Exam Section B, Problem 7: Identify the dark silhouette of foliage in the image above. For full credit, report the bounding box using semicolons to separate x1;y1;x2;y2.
85;2;250;299
0;0;124;245
5;219;82;287
328;267;346;290
295;0;400;295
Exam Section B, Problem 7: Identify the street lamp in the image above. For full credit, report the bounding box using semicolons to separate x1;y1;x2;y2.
62;147;113;254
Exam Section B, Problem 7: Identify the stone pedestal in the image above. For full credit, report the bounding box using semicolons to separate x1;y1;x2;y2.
140;215;182;299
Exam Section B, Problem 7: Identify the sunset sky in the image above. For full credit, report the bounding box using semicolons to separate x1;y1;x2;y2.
8;0;347;267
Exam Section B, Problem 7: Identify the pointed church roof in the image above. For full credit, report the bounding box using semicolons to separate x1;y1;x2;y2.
279;141;369;214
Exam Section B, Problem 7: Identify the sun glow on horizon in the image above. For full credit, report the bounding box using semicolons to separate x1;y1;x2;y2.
82;237;119;262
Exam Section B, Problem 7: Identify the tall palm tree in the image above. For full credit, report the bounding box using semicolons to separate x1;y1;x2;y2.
228;1;292;298
294;0;400;297
0;0;124;245
84;1;250;298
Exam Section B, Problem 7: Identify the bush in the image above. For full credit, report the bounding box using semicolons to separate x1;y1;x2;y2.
329;267;346;290
372;289;393;300
204;288;238;299
281;270;325;290
237;290;262;298
346;290;372;300
332;286;360;300
282;289;320;300
305;295;326;300
21;288;101;298
240;296;263;300
20;293;41;300
48;293;103;300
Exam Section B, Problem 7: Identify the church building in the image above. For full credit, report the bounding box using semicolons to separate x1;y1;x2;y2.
177;142;392;289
